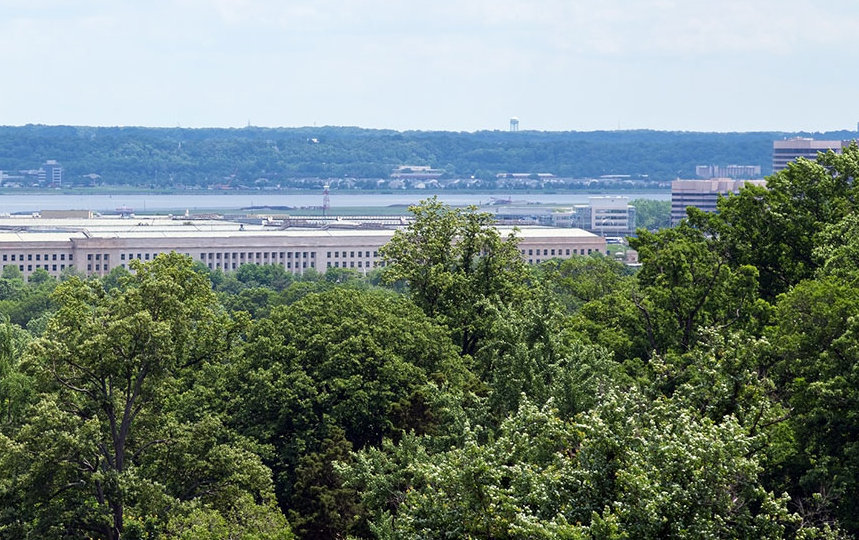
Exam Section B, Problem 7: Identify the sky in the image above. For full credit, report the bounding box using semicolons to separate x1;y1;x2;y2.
1;0;858;132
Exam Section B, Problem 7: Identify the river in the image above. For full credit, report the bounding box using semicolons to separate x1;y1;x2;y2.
0;190;670;214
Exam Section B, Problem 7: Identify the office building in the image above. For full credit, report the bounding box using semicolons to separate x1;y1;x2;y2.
550;197;636;235
772;138;846;173
671;178;766;225
39;160;63;186
0;215;606;279
589;196;635;235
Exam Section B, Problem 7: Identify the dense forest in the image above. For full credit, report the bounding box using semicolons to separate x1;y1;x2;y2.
2;146;859;538
1;125;856;187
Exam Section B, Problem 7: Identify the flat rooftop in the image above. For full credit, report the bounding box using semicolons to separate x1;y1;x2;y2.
0;215;599;242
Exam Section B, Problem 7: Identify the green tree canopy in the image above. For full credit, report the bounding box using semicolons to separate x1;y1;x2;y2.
0;254;288;539
380;197;528;357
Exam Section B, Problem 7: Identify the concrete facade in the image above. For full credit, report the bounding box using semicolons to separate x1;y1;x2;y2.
671;178;766;225
772;138;846;173
0;216;606;279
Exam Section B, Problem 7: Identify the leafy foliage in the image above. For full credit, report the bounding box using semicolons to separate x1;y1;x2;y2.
1;162;859;540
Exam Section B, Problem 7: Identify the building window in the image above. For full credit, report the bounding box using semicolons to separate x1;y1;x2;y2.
95;254;101;261
27;254;32;261
121;254;126;260
566;249;570;255
327;251;332;258
145;254;150;260
87;264;92;271
1;255;5;262
35;254;40;261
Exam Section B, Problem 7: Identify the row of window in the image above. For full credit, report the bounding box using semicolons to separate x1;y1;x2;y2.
521;247;594;257
1;263;72;272
199;251;315;261
205;260;317;271
327;250;378;258
326;260;384;269
2;253;73;262
120;253;158;261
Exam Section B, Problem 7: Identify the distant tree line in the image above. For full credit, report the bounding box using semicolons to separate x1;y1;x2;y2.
1;125;852;188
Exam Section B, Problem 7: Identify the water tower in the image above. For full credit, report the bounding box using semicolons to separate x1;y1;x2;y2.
509;117;519;132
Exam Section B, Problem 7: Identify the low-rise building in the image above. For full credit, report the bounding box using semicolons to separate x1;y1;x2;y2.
0;215;606;279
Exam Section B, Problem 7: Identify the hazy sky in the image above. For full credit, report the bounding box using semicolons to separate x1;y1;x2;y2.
2;0;857;132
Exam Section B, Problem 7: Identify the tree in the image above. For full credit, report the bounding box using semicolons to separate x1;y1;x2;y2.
767;276;859;533
629;221;766;357
345;394;826;539
380;197;528;357
702;143;859;300
0;318;32;428
222;287;469;538
0;254;287;539
630;198;671;231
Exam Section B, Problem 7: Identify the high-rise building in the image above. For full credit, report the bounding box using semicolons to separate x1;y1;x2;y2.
772;138;845;173
39;160;63;186
671;178;766;225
